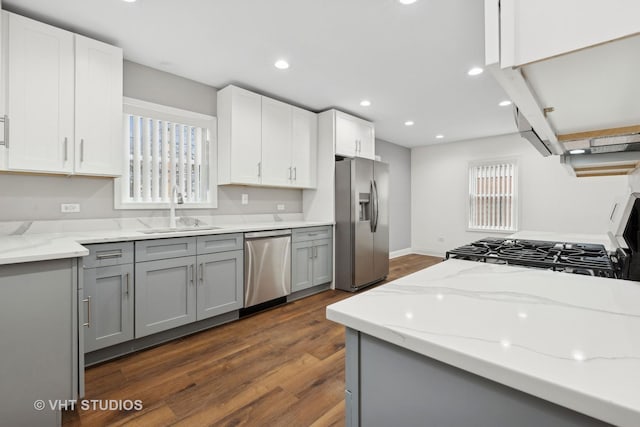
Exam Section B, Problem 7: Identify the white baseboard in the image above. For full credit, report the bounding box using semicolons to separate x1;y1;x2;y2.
389;248;413;259
412;248;446;258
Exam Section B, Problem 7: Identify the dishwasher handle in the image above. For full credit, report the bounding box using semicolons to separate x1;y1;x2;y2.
245;229;292;239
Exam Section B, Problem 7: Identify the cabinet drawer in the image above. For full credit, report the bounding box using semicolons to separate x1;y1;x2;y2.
197;233;243;255
83;242;133;268
292;226;333;243
135;237;196;262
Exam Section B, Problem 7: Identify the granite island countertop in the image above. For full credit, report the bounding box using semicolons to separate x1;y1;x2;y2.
327;259;640;427
0;215;332;265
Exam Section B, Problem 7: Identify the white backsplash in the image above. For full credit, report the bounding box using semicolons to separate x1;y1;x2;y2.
0;213;304;236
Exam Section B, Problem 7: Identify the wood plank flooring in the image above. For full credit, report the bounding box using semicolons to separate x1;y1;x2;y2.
62;254;442;427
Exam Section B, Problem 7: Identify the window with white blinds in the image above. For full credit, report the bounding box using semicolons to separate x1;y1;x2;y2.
468;160;518;232
115;98;217;209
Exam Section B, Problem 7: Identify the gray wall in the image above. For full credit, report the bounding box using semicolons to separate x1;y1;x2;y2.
0;61;303;221
376;139;412;252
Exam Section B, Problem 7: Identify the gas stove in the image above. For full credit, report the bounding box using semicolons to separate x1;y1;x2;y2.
446;237;617;278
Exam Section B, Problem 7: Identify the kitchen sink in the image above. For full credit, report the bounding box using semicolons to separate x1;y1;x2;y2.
138;226;222;234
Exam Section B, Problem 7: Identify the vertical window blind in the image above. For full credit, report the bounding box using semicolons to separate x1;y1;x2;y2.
124;116;209;203
468;161;517;231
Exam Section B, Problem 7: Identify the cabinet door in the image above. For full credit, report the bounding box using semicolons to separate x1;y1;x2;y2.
84;264;134;352
292;241;314;292
335;114;357;157
261;97;292;186
312;239;332;286
74;35;123;176
356;121;376;160
7;13;74;173
230;87;262;184
291;107;317;188
196;250;243;320
135;257;196;338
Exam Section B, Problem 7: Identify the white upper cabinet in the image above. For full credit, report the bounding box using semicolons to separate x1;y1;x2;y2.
489;0;640;68
335;111;375;160
3;12;123;176
6;12;74;173
217;85;318;189
261;97;292;186
217;86;262;185
291;107;317;188
74;35;123;176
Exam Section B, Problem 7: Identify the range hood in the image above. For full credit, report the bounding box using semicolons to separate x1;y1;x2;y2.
515;108;552;156
485;0;640;177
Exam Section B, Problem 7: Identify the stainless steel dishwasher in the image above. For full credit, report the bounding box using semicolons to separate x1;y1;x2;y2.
244;229;291;308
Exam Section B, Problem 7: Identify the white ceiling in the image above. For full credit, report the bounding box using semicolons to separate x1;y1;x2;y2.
3;0;517;148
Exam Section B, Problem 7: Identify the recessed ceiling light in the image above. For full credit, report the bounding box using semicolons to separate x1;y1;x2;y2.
274;59;290;70
467;67;484;76
404;121;414;126
122;0;136;2
398;0;418;4
498;100;512;107
360;100;371;107
435;134;444;139
569;149;586;155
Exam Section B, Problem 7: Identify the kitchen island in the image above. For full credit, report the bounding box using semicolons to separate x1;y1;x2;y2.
327;259;640;427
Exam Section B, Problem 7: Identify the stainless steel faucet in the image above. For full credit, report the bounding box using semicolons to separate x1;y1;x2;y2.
169;185;184;229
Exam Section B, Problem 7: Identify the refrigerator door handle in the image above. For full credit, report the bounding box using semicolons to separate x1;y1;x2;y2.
369;180;375;232
373;179;380;232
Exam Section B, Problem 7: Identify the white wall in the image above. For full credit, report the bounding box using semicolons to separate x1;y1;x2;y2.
411;133;629;256
376;139;412;253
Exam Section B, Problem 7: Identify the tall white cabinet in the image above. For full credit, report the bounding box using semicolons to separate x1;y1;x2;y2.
217;85;317;188
2;11;123;176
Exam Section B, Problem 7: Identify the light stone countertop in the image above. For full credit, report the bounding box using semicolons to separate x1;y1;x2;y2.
326;259;640;427
0;215;332;265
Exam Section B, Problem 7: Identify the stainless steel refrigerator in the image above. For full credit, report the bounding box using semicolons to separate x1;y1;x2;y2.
335;157;389;291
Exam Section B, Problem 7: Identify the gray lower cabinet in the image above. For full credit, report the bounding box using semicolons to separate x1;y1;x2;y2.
84;264;134;352
135;234;244;338
292;226;333;292
0;259;78;426
83;242;135;352
197;250;244;320
135;256;197;338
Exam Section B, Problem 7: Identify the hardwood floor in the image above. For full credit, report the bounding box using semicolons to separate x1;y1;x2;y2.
63;254;442;427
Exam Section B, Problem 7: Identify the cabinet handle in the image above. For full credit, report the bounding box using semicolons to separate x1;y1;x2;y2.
293;167;297;180
80;139;84;162
200;263;205;284
125;272;130;296
0;115;8;148
83;296;91;328
314;246;318;258
96;251;122;259
64;137;68;161
309;248;314;259
288;166;292;180
190;264;194;284
258;162;262;177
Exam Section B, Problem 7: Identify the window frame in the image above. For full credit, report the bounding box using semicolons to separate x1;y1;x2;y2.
114;97;218;210
467;157;519;233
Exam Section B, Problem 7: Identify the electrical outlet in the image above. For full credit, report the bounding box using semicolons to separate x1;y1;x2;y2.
276;204;285;211
241;194;249;205
61;203;80;213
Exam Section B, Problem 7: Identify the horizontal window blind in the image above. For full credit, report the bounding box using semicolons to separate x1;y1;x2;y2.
469;162;517;231
123;115;209;204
